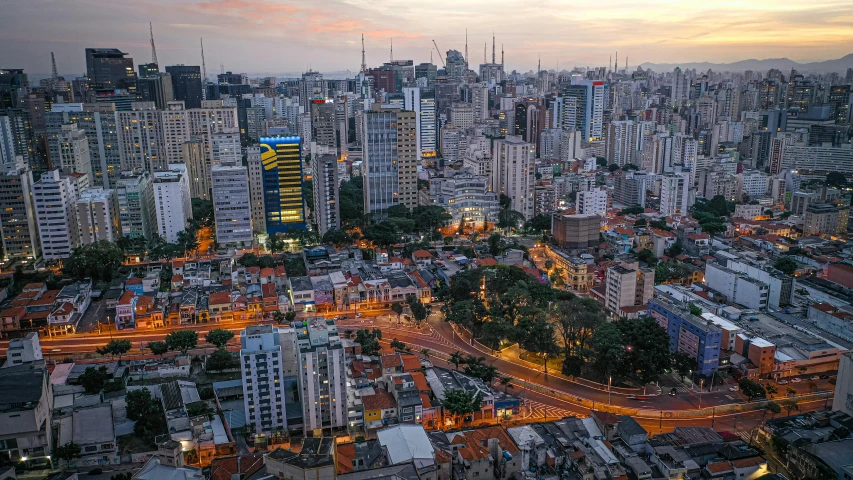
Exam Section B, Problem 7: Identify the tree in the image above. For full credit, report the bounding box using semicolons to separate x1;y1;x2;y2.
111;473;133;480
763;401;781;423
524;214;552;233
96;339;132;364
596;157;607;167
441;389;482;426
781;399;799;417
738;379;766;399
420;348;431;359
406;294;428;326
126;388;155;422
488;233;503;256
391;302;404;323
339;176;366;228
608;163;620;172
589;317;671;385
272;311;285;324
205;329;235;348
126;388;167;445
521;314;560;375
499;376;513;393
354;329;383;356
265;233;286;254
621;205;644;215
285;311;297;322
826;171;847;189
449;351;464;371
322;228;353;248
667;240;683;257
78;366;109;394
191;198;214;228
773;256;797;275
147;341;168;358
63;241;125;282
390;339;406;351
54;442;81;464
206;349;236;371
671;351;695;381
637;249;658;266
688;303;703;317
284;258;307;277
165;330;198;354
238;253;259;267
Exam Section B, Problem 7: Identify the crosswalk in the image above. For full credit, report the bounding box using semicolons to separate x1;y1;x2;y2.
525;400;575;420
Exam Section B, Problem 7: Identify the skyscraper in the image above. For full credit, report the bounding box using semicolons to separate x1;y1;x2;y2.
403;88;437;160
46;103;121;188
299;71;326;109
240;325;299;434
137;73;174;110
246;147;267;235
211;165;253;246
84;48;137;92
295;317;348;434
312;152;339;236
165;65;203;109
55;124;93;181
671;67;688;106
152;164;192;243
115;170;155;241
0;165;39;261
363;105;418;218
260;136;306;233
75;187;120;245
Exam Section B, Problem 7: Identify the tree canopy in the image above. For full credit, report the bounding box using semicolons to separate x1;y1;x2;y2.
773;256;797;275
165;330;198;354
63;241;124;282
205;329;235;348
826;171;847;189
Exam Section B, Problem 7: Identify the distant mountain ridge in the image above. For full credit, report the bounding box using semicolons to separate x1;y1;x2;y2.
640;54;853;74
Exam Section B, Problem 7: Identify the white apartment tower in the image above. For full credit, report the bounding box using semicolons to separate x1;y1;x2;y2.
56;124;93;181
239;325;299;434
296;317;348;434
492;135;535;220
659;170;692;217
607;120;636;167
153;164;192;243
211;131;241;167
363;106;418;218
577;187;608;216
402;88;437;160
75;188;120;245
33;170;78;260
471;83;489;122
116;102;165;173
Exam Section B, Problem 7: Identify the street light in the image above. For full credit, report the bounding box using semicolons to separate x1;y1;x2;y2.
608;375;612;405
699;379;704;409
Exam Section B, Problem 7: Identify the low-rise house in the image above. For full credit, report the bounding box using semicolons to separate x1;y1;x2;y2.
0;307;25;336
209;291;233;323
289;276;315;312
57;404;117;467
116;291;138;329
47;302;78;335
125;277;144;296
135;296;165;329
412;250;432;268
0;361;53;464
261;283;278;314
56;279;92;315
266;438;336;480
362;389;397;430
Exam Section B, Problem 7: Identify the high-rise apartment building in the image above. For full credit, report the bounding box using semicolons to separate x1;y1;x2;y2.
607;120;636;167
295;317;347;434
402;88;437;160
211;165;253;246
56;124;93;181
299;71;326;109
211;131;241;167
165;65;203;109
161;101;193;164
363;106;418;218
0;165;39;261
152;164;192;243
470;83;489;123
605;259;655;316
312;152;340;236
75;187;120;245
116;102;165;173
115;170;155;241
260;136;306;233
670;67;688;106
45;103;121;188
137;73;174;110
246;147;266;235
577;187;608;216
240;325;299;434
182;140;209;200
33;170;78;260
551;213;599;251
450;103;474;130
492;135;535;220
659;170;691;217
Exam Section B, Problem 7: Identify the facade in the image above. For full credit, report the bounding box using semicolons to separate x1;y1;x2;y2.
429;168;499;226
607;120;636;167
33;170;78;260
648;294;722;376
240;325;297;434
183;139;209;200
577;187;608;216
0;167;39;260
115;170;155;240
614;170;653;208
211;131;241;167
832;352;853;416
803;203;849;236
164;65;203;109
492;135;535;220
552;214;599;251
85;48;136;90
56;123;93;181
312;153;340;236
246;146;266;234
211;165;253;246
45;103;121;188
0;361;53;464
259;136;306;233
659;171;691;217
604;260;655;316
153;164;192;243
402;88;437;160
704;263;770;310
116;102;164;173
296;317;347;434
363;106;418;218
75;187;120;244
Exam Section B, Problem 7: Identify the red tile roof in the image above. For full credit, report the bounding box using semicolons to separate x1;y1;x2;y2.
478;258;498;267
381;353;403;368
362;389;397;410
262;283;277;298
706;461;733;474
410;371;430;392
401;354;421;372
0;307;25;318
336;443;357;474
126;278;143;285
412;250;432;259
209;291;232;306
118;291;136;305
731;457;765;469
210;454;265;480
260;267;274;277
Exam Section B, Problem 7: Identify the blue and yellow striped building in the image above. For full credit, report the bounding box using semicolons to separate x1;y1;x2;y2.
259;136;306;233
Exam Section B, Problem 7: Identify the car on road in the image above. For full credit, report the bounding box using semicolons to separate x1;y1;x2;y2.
810;375;820;381
669;388;677;396
355;313;362;318
777;379;789;384
790;377;802;383
729;386;739;392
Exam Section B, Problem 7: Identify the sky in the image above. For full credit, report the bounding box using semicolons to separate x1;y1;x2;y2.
2;0;853;77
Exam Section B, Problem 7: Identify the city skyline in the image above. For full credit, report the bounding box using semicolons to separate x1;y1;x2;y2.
3;0;853;76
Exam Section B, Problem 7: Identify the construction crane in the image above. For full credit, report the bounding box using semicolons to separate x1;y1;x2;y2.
431;40;445;67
